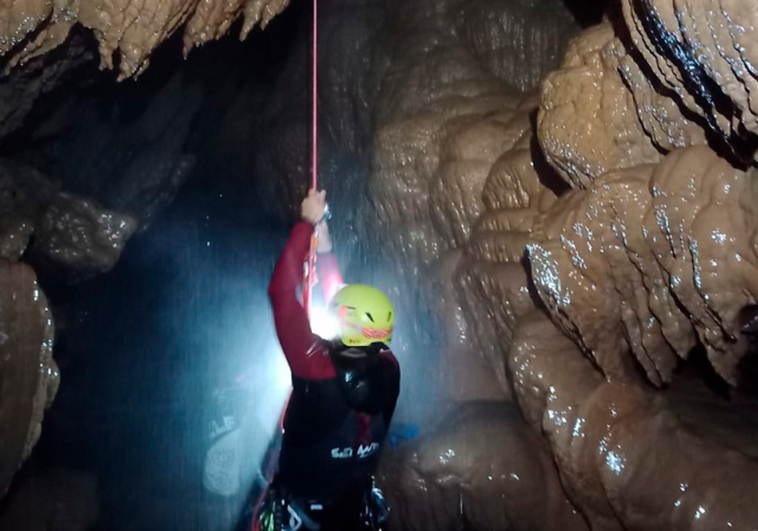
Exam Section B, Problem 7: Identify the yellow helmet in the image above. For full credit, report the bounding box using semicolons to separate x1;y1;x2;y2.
329;284;394;347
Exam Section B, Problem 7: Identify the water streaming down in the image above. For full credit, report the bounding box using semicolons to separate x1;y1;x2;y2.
4;0;758;530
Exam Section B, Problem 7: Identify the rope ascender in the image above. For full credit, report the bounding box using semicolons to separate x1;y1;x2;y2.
302;0;319;317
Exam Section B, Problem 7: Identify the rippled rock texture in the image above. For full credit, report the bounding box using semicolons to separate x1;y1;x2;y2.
620;0;758;158
0;159;135;494
357;0;583;403
450;3;758;531
0;160;137;278
351;0;758;529
0;0;290;79
365;0;580;271
378;401;588;531
3;0;758;529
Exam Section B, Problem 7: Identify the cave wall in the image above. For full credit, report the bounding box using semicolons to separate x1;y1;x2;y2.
453;3;758;530
3;0;758;530
0;0;300;499
361;0;758;529
0;0;291;79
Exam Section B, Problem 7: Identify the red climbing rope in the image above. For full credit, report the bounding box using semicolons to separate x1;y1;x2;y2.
251;4;318;530
302;0;319;317
311;0;318;192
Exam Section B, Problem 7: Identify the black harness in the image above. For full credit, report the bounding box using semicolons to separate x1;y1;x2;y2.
329;342;395;416
276;342;399;502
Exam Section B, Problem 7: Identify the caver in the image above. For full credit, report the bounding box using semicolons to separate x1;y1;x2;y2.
252;190;400;531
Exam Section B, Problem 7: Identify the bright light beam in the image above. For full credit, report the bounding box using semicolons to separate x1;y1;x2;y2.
309;303;339;341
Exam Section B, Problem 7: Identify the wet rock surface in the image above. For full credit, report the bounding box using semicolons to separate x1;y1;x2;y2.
378;401;588;531
0;260;58;497
0;0;291;79
453;3;758;529
364;0;581;272
620;0;758;157
510;311;758;531
0;160;137;278
2;0;758;530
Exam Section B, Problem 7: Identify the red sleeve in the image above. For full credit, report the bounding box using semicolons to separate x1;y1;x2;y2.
317;252;344;302
268;222;336;380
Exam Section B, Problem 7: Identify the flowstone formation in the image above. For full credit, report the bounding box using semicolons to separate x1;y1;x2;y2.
0;0;291;79
0;259;58;498
0;159;135;495
359;0;758;529
361;0;583;397
448;3;758;531
378;401;588;531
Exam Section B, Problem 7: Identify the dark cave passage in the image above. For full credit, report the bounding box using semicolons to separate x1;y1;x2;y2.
3;159;291;531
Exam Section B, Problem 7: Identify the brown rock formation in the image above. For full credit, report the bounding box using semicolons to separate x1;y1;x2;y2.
511;311;758;531
620;0;758;156
529;145;758;385
360;2;583;410
0;160;137;278
0;159;136;493
378;401;588;531
455;4;758;529
366;0;581;271
0;260;58;496
538;22;662;188
0;0;291;79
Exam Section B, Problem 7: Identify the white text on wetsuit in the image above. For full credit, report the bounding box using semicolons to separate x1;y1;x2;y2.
331;442;380;459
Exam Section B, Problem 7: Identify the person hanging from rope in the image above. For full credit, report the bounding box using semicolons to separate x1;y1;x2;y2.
257;189;400;531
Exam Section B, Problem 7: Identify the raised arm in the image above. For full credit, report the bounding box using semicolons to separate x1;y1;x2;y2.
268;192;336;380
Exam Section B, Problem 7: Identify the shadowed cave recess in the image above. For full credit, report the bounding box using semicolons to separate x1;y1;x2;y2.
4;0;758;530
